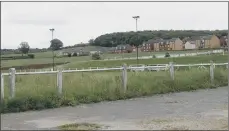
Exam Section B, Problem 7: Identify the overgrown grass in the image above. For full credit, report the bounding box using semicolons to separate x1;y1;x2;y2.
58;123;102;130
1;68;227;113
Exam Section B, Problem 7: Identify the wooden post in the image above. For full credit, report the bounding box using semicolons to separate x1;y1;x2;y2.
169;62;174;80
9;68;16;98
210;60;214;83
1;74;4;100
122;64;127;93
57;68;63;95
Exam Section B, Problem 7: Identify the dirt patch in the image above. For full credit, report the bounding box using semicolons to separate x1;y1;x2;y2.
140;109;228;130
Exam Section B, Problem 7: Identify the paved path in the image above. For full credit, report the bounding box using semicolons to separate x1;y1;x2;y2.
1;87;228;130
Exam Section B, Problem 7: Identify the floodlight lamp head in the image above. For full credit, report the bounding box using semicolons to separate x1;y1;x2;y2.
49;28;55;31
132;16;140;19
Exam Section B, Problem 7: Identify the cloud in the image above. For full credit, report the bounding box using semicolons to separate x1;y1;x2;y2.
1;2;228;49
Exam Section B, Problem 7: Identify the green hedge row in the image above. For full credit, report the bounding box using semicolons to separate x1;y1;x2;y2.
1;54;35;60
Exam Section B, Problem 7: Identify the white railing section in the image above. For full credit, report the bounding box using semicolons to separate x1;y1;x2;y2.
1;62;228;99
104;49;224;61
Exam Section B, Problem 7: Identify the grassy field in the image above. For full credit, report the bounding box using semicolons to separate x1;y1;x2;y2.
1;67;227;113
1;49;222;68
64;54;228;69
103;49;215;59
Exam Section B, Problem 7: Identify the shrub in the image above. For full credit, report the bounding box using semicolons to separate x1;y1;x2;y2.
1;55;32;60
72;52;78;56
28;54;35;59
67;53;72;57
165;52;170;57
79;53;90;56
92;53;101;60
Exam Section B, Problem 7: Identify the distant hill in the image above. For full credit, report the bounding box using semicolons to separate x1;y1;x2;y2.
60;46;111;53
92;30;228;47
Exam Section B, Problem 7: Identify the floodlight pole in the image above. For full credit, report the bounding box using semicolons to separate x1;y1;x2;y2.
227;2;229;103
50;28;55;71
133;16;140;65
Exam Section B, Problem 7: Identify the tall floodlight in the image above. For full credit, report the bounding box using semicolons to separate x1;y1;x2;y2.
50;28;55;71
132;16;140;64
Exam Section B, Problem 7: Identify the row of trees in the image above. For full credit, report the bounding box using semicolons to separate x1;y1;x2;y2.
3;30;228;55
17;39;64;56
90;30;228;47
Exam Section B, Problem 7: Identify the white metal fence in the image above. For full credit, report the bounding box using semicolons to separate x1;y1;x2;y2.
104;49;224;61
1;62;228;100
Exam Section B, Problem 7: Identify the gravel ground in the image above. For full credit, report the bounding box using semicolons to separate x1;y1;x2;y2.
1;87;228;130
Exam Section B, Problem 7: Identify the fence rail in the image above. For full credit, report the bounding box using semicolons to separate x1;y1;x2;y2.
104;49;224;61
1;62;228;99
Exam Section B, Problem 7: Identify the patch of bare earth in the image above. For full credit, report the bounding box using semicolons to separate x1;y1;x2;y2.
139;107;228;130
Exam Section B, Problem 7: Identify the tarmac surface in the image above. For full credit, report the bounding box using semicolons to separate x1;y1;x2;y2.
1;86;228;130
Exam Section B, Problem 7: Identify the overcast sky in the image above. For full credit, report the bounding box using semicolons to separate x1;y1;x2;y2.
1;2;228;49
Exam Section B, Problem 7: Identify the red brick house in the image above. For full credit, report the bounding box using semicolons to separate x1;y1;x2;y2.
141;38;163;52
220;36;228;47
109;44;133;54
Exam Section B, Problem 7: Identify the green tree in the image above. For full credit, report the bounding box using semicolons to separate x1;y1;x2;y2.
88;39;94;45
18;41;30;55
50;38;64;50
92;30;227;47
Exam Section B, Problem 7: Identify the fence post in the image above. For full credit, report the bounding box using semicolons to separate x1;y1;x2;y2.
169;62;174;80
57;68;63;95
210;60;214;83
1;74;4;100
122;64;127;93
9;68;16;98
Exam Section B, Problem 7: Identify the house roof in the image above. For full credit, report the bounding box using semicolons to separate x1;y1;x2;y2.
61;46;111;53
145;38;164;44
201;35;212;40
189;41;196;44
168;38;178;42
192;36;202;41
109;47;116;51
117;44;129;47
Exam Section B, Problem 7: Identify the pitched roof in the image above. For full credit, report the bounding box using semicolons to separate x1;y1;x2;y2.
145;38;164;44
201;35;212;40
191;36;202;41
189;41;196;44
116;44;131;48
168;38;178;42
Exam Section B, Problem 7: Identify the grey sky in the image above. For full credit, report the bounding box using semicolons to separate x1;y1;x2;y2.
1;2;228;49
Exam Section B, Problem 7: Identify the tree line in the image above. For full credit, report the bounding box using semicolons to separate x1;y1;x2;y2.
1;39;64;56
2;30;228;55
91;30;228;47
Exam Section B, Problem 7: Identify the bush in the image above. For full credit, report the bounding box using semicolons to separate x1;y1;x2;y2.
28;54;35;59
152;55;156;58
67;53;72;57
92;53;101;60
72;52;78;56
165;52;170;57
1;55;32;60
79;53;90;56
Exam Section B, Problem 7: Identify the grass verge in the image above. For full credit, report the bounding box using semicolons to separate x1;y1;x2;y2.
1;68;227;113
58;123;102;130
